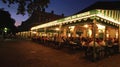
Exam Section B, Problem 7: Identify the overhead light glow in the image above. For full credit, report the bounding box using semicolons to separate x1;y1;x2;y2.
96;24;105;29
84;24;88;28
55;28;60;31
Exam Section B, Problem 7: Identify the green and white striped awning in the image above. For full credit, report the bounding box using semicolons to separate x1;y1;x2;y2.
31;9;120;31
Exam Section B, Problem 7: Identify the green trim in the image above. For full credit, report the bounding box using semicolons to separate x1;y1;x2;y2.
31;9;119;30
90;9;98;14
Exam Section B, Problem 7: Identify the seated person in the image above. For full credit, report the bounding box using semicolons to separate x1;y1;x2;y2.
98;39;106;47
89;40;99;47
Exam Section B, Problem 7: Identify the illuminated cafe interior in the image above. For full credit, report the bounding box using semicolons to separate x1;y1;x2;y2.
30;9;120;45
27;9;120;61
16;1;120;61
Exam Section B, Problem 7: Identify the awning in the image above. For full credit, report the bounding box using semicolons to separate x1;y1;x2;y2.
31;9;120;31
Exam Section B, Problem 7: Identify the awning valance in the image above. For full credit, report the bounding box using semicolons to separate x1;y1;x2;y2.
31;9;120;30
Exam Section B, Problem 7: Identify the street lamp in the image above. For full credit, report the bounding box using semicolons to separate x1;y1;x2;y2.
3;27;8;38
4;27;8;33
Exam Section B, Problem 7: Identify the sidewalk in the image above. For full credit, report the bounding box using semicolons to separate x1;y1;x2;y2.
0;38;4;42
0;40;120;67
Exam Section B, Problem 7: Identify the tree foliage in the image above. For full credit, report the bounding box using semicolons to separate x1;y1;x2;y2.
2;0;50;15
0;9;17;34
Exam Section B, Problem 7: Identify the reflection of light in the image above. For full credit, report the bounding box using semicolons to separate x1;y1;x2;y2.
69;26;75;32
96;34;98;37
55;28;60;31
68;33;71;37
98;29;103;33
106;34;109;38
116;32;118;38
88;29;92;37
69;26;75;29
43;33;47;36
84;24;88;28
76;34;79;37
32;31;37;34
97;24;105;29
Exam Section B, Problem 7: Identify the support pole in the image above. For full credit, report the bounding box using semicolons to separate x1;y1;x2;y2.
92;19;97;62
44;28;46;36
59;24;62;37
119;25;120;53
30;31;32;38
105;26;107;45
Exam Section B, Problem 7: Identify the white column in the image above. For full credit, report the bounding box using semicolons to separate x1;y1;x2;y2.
92;19;97;61
58;24;62;37
63;28;67;37
119;25;120;52
73;26;76;37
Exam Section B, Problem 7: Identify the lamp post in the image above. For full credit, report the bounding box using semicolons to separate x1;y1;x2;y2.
4;27;8;33
3;27;8;38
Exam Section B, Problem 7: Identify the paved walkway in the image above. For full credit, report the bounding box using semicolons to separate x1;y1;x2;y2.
0;40;120;67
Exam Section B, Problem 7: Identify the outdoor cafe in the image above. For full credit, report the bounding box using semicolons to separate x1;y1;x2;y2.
17;9;120;61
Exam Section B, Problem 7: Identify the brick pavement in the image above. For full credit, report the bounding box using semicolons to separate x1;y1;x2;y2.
0;40;120;67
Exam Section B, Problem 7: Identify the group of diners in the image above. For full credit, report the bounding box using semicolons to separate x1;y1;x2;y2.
32;36;119;58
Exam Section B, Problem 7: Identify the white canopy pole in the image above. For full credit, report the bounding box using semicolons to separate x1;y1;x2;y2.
119;25;120;53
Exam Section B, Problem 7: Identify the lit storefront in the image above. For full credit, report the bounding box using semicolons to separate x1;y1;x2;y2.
31;9;119;39
16;9;120;61
29;9;120;61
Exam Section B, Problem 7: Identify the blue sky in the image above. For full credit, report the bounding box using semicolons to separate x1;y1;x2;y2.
0;0;119;26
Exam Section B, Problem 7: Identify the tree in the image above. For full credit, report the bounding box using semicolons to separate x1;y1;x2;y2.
0;9;17;35
2;0;50;15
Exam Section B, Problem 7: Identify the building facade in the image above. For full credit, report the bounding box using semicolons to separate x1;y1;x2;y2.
18;10;64;31
17;1;120;61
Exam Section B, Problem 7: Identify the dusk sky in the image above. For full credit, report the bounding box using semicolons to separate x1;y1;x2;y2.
0;0;119;26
